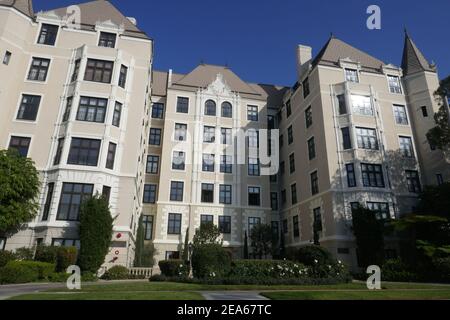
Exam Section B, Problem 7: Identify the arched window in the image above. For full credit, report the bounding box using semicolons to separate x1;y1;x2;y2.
221;102;232;118
205;100;216;116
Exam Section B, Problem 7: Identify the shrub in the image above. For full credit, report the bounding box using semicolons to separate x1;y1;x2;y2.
78;195;113;273
101;265;129;280
229;260;309;279
14;247;35;260
35;245;58;264
47;272;71;283
191;244;231;279
81;271;98;282
149;274;167;282
0;250;16;267
432;257;450;282
288;245;335;266
381;258;418;282
159;259;189;277
0;260;55;284
56;246;77;272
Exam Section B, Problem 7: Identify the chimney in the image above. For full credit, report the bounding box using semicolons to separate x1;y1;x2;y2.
168;69;173;86
296;45;312;79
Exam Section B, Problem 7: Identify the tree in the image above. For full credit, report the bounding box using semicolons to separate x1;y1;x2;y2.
192;222;221;247
182;227;189;262
134;215;157;268
0;149;40;236
351;205;385;268
426;75;450;150
249;224;273;259
78;195;113;273
243;231;249;259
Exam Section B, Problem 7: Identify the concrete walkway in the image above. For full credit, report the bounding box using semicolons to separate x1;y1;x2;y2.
0;283;66;300
201;291;269;300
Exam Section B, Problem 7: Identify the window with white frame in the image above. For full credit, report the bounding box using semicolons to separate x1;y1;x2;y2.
356;127;379;150
175;123;187;141
351;95;373;116
345;68;359;83
393;105;408;125
203;126;215;143
387;75;402;94
399;136;414;158
172;151;185;170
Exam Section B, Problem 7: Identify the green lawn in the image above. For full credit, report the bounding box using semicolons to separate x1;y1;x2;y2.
9;281;450;300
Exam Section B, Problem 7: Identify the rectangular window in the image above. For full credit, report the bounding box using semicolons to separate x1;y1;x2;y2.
51;238;80;248
305;106;312;128
406;170;421;193
167;213;182;234
111;102;122;127
270;174;277;183
280;161;285;175
57;183;93;221
219;184;232;204
165;251;180;260
172;151;185;170
361;163;385;188
62;97;73;122
281;189;287;204
9;136;31;157
53;138;64;165
351;95;373;116
201;183;214;203
337;94;347;115
287;126;294;144
143;184;157;204
342;127;352;150
28;57;50;81
84;59;113;83
311;171;319;195
176;97;189;113
202;154;215;172
437;174;444;185
356;127;379;150
302;77;310;98
143;215;153;240
399;136;414;158
203;126;215;143
118;65;128;88
286;100;292;118
102;186;111;204
268;115;275;130
388;75;402;94
170;181;184;202
279;134;284;148
393;105;408;125
248;157;260;176
346;163;356;187
146;155;159;174
149;128;162;146
174;123;187;141
367;202;390;220
76;96;108;123
293;216;300;237
41;182;54;221
308;137;316;160
283;219;288;234
67;138;101;166
17;94;41;121
220;155;232;174
247;105;259;121
200;214;214;225
37;24;58;45
345;68;359;83
291;183;298;205
248;187;261;206
219;216;231;234
3;51;11;65
98;32;116;48
421;106;428;117
71;59;81;82
313;207;323;232
248;129;259;147
221;128;232;145
105;142;117;170
289;153;296;174
271;192;278;210
152;103;164;119
248;217;261;233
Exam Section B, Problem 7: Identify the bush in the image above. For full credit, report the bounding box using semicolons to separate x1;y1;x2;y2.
56;246;77;272
229;260;309;279
432;257;450;282
81;271;98;282
159;259;189;277
101;265;129;280
288;245;335;266
381;258;419;282
35;245;58;264
0;250;16;267
192;244;231;279
0;260;55;284
14;247;35;260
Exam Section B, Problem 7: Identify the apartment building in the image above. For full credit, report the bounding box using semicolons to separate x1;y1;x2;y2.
1;1;448;270
0;0;153;267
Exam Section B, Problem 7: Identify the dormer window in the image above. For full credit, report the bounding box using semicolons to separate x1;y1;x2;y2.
38;24;59;46
387;75;402;94
345;68;359;83
98;32;117;48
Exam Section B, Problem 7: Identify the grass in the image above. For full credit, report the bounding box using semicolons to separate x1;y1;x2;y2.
8;281;450;300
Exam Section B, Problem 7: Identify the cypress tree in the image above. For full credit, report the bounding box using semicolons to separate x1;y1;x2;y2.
243;230;249;259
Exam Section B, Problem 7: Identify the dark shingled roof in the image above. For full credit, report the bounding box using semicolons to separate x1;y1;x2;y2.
0;0;34;17
401;32;436;76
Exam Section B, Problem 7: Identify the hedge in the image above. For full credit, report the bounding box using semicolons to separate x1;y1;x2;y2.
0;260;55;284
101;266;129;280
159;259;189;277
35;245;78;272
191;244;231;278
229;260;309;279
0;250;16;267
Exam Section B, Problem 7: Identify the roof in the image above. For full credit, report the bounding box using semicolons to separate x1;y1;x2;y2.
312;36;385;73
0;0;34;17
47;0;150;40
401;32;436;76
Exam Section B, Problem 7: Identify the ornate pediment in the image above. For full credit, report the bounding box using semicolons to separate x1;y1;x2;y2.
204;73;232;96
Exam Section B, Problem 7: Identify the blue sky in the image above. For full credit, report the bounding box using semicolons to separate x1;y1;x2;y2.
33;0;450;86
